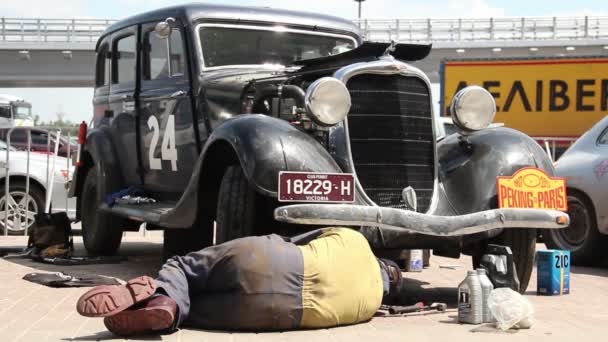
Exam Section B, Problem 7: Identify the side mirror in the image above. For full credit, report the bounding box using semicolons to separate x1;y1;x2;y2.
155;17;176;39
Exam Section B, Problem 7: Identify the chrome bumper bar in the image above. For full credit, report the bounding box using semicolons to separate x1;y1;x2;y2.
274;204;569;237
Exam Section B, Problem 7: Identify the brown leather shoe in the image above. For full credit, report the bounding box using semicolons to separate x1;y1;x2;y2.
76;275;156;317
104;295;177;336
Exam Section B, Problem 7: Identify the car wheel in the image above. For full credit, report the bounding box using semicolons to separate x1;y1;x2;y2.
0;181;45;235
215;165;256;244
544;193;606;266
473;228;536;294
163;215;214;260
81;168;124;255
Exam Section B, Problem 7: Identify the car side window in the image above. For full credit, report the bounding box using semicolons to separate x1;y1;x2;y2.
113;34;136;84
96;43;110;87
145;31;169;80
8;130;26;143
143;28;185;80
599;128;608;145
169;29;185;77
31;131;49;145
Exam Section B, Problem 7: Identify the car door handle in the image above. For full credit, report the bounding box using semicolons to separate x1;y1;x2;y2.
120;94;133;100
170;90;187;98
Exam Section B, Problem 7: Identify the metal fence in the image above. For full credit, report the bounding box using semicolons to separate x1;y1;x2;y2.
533;137;579;162
0;18;116;43
355;16;608;42
1;16;608;44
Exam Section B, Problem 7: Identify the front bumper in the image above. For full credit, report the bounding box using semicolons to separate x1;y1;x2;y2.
274;204;569;236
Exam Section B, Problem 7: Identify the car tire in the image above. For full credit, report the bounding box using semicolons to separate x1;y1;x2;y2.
81;168;124;255
0;181;45;235
215;165;256;244
473;228;536;294
544;193;606;266
163;216;214;260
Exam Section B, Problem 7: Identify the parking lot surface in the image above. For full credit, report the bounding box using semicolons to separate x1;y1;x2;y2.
0;231;607;342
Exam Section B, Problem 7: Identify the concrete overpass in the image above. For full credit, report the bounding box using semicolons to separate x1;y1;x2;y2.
1;16;607;86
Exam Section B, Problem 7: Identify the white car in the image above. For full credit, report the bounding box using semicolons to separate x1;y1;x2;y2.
0;140;75;234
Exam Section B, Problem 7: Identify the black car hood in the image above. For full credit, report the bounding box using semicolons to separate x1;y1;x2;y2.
291;42;431;70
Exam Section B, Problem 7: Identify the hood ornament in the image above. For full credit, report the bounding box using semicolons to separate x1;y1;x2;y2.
382;40;397;57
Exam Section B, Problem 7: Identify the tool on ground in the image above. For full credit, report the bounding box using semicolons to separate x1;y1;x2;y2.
387;302;447;314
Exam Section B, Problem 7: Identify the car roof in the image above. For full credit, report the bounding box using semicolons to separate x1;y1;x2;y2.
100;3;361;49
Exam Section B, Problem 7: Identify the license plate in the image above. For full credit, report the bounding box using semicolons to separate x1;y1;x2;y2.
278;172;355;203
497;167;567;211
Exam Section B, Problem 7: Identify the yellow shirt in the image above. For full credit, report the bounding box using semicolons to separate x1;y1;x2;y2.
298;228;383;328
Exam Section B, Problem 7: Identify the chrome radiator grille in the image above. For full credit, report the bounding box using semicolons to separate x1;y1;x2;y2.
346;74;435;212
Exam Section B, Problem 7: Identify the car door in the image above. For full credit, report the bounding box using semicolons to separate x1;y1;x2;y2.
138;22;197;199
108;25;142;187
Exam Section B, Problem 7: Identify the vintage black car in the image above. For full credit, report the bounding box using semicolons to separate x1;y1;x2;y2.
69;3;569;292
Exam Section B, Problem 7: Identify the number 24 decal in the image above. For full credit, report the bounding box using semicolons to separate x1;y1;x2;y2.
148;115;178;171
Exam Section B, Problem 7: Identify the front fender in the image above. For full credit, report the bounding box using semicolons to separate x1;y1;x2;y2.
203;114;342;196
438;127;554;215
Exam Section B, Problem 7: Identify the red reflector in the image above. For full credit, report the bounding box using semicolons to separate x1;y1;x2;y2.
78;121;87;144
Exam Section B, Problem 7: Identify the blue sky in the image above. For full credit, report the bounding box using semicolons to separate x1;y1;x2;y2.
1;0;606;122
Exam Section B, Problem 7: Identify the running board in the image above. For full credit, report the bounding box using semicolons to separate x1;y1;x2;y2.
100;201;194;228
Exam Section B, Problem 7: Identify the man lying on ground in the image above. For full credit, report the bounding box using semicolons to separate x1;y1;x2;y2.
76;227;402;336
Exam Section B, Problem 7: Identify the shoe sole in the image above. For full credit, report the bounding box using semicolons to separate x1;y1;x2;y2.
104;305;175;336
76;275;156;317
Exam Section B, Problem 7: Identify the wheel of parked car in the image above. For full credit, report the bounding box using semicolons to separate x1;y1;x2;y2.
544;193;607;266
215;165;256;244
0;181;45;235
80;168;125;255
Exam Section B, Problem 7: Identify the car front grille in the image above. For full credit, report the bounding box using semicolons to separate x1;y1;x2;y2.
346;74;435;212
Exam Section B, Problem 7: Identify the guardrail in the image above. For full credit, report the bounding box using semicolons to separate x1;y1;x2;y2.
355;16;608;42
533;137;578;161
1;16;608;45
0;18;116;43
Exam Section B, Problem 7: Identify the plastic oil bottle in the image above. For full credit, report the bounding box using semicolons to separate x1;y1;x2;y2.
476;268;495;323
458;270;483;324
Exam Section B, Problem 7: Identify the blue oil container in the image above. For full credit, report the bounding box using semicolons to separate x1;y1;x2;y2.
536;250;570;295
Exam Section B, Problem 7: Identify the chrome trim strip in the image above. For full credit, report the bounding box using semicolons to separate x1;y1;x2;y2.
194;23;358;72
332;57;439;213
274;204;570;236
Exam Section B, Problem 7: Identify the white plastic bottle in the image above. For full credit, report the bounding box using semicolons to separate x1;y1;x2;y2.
477;268;495;323
458;270;483;324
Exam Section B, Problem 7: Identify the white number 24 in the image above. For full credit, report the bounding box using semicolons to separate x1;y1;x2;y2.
147;115;178;171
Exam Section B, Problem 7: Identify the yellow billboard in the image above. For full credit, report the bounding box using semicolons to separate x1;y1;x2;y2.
442;57;608;137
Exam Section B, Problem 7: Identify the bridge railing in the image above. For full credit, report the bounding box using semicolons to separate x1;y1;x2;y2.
1;16;608;44
0;18;116;44
354;16;608;42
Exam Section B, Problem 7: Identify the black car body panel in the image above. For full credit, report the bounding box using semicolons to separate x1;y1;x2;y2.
69;4;567;253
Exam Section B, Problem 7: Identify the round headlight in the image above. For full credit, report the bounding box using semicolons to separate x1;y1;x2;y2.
305;77;351;127
450;85;496;132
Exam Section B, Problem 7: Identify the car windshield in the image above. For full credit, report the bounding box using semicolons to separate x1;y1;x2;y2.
198;26;356;68
13;105;31;119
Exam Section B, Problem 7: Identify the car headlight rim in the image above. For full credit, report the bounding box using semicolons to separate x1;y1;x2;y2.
305;77;351;127
450;85;496;132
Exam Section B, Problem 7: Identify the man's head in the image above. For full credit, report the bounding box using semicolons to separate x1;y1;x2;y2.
378;258;403;296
